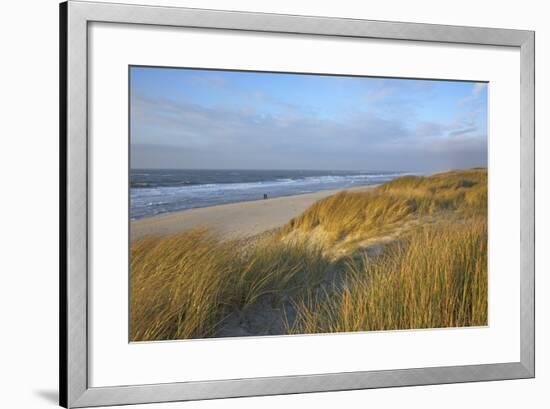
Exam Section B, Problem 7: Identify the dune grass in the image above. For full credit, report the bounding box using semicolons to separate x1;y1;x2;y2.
289;217;487;334
130;230;329;341
130;168;488;340
283;168;487;245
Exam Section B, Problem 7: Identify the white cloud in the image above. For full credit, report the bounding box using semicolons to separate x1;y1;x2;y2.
131;88;487;172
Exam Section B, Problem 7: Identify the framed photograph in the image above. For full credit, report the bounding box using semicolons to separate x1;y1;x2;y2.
60;1;534;407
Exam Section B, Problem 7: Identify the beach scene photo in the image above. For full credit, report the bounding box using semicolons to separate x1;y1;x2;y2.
129;67;488;341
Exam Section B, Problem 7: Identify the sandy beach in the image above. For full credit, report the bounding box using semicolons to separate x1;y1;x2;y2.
131;185;377;241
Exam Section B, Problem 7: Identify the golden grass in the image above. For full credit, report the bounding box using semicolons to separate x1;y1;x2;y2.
289;218;487;333
130;168;488;340
283;168;487;244
130;230;329;341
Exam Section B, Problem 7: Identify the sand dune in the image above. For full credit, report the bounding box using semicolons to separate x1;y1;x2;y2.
130;185;377;241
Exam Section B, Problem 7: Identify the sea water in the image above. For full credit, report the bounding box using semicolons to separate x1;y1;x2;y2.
130;169;407;219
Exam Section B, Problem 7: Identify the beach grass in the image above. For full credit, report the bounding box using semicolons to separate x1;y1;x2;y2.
130;168;488;341
289;217;487;333
283;168;486;244
130;230;330;341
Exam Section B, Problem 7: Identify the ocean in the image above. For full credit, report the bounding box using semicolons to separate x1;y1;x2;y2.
130;169;407;220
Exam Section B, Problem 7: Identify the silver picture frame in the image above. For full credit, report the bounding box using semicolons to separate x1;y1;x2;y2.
60;1;535;407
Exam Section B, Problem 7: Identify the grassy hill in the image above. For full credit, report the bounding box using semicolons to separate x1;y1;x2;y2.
130;168;488;341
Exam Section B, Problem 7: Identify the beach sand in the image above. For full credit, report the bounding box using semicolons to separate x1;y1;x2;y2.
131;185;377;241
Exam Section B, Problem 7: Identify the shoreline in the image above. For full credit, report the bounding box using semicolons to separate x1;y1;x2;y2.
131;185;378;241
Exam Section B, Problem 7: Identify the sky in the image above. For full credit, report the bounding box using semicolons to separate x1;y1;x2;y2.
130;66;488;172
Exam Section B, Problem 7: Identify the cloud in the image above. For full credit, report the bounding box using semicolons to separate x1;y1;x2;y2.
365;85;397;104
415;121;445;138
458;82;487;107
473;82;487;96
188;73;228;88
131;82;487;172
131;93;411;152
448;126;478;137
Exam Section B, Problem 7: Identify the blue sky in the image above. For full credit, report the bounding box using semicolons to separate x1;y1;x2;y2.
130;66;488;172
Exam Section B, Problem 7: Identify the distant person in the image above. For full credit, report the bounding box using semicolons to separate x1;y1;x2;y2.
264;193;268;200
